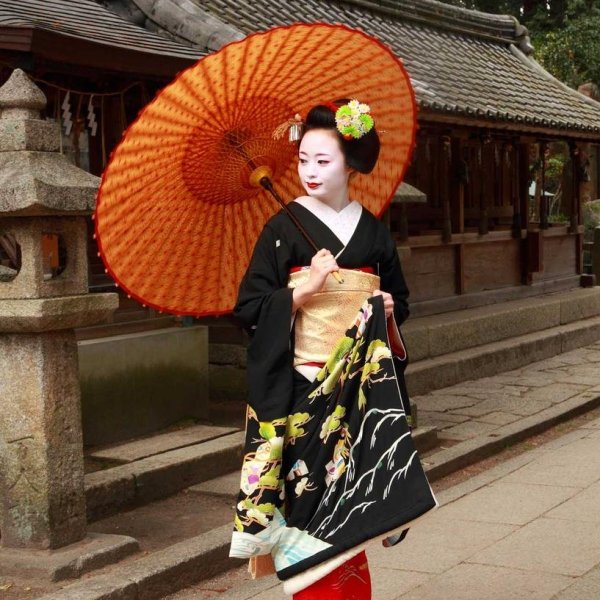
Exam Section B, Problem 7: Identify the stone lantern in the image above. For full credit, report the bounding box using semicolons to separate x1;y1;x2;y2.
0;70;138;580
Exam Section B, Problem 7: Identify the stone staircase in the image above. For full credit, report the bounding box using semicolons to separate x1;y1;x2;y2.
83;422;437;521
403;287;600;396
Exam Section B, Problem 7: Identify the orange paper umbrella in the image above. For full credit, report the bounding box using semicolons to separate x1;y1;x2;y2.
95;22;416;317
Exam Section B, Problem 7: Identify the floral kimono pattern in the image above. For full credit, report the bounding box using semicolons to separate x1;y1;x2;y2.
230;295;438;580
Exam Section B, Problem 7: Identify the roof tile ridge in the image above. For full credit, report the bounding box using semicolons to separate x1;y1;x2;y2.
337;0;519;42
129;0;244;51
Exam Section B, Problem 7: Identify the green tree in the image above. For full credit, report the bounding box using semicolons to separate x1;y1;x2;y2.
438;0;600;87
533;16;600;88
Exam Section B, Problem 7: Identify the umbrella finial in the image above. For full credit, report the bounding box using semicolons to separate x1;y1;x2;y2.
249;165;273;188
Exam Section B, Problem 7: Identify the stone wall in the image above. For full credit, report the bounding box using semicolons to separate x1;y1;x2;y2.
78;326;209;446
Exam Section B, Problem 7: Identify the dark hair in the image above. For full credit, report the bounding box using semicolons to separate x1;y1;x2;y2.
303;99;380;174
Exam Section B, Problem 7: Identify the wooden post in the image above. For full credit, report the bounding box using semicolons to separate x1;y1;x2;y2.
593;227;600;281
478;136;489;235
451;137;465;234
540;141;549;229
451;137;465;294
518;141;531;284
511;139;522;237
441;134;452;243
397;203;409;242
569;141;580;234
519;141;530;230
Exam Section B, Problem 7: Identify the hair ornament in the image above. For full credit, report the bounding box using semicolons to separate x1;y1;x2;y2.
334;99;374;140
273;113;304;142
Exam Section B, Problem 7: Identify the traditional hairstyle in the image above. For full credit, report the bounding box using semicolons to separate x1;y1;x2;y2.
303;99;380;174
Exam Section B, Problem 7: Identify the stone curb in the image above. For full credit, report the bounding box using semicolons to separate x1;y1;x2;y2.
35;525;242;600
423;390;600;481
0;533;139;583
85;433;245;521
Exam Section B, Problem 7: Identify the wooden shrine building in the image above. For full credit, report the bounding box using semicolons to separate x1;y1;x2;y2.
3;0;600;315
0;0;203;302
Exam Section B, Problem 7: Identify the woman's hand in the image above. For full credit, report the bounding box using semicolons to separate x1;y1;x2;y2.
373;289;394;319
306;249;339;294
292;249;339;311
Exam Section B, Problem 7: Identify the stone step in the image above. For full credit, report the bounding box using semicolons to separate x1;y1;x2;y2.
84;421;437;522
84;431;245;522
77;318;178;340
406;314;600;397
76;315;177;340
87;424;239;465
402;287;600;362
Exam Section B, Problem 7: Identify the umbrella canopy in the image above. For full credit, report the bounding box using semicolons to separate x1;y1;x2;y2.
95;23;417;316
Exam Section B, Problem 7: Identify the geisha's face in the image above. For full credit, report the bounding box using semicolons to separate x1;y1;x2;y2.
298;129;351;209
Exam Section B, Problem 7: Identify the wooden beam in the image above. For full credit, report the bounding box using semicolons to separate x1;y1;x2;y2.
27;28;196;78
0;27;34;52
418;112;600;142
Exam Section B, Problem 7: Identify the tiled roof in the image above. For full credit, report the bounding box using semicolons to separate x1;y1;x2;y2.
0;0;203;61
196;0;600;137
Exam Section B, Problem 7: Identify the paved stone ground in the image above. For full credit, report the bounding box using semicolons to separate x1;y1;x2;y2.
191;412;600;600
415;340;600;443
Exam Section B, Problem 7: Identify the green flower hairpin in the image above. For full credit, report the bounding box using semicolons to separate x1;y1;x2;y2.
335;100;374;140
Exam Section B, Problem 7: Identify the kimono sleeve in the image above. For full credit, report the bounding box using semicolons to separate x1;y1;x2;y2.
379;229;410;326
233;223;295;422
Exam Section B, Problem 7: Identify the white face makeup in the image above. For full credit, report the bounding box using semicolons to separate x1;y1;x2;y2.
297;129;351;211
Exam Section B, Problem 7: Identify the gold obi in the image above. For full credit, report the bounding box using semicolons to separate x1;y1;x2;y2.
288;268;380;367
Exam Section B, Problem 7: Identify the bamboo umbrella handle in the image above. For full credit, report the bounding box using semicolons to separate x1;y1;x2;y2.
259;176;344;284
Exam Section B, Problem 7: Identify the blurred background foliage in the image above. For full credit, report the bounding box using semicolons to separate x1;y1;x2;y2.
439;0;600;89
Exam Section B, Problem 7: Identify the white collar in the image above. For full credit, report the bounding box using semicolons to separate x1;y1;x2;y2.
295;197;362;247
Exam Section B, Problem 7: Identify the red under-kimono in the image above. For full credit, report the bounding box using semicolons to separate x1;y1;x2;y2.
293;551;371;599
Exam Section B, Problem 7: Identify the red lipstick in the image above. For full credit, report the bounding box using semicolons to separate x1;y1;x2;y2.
306;182;320;189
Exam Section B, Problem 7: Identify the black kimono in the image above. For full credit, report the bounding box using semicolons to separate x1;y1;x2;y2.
229;201;437;587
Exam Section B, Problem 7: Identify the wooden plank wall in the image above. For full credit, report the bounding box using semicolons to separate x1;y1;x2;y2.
463;239;521;292
541;235;577;278
401;245;456;302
